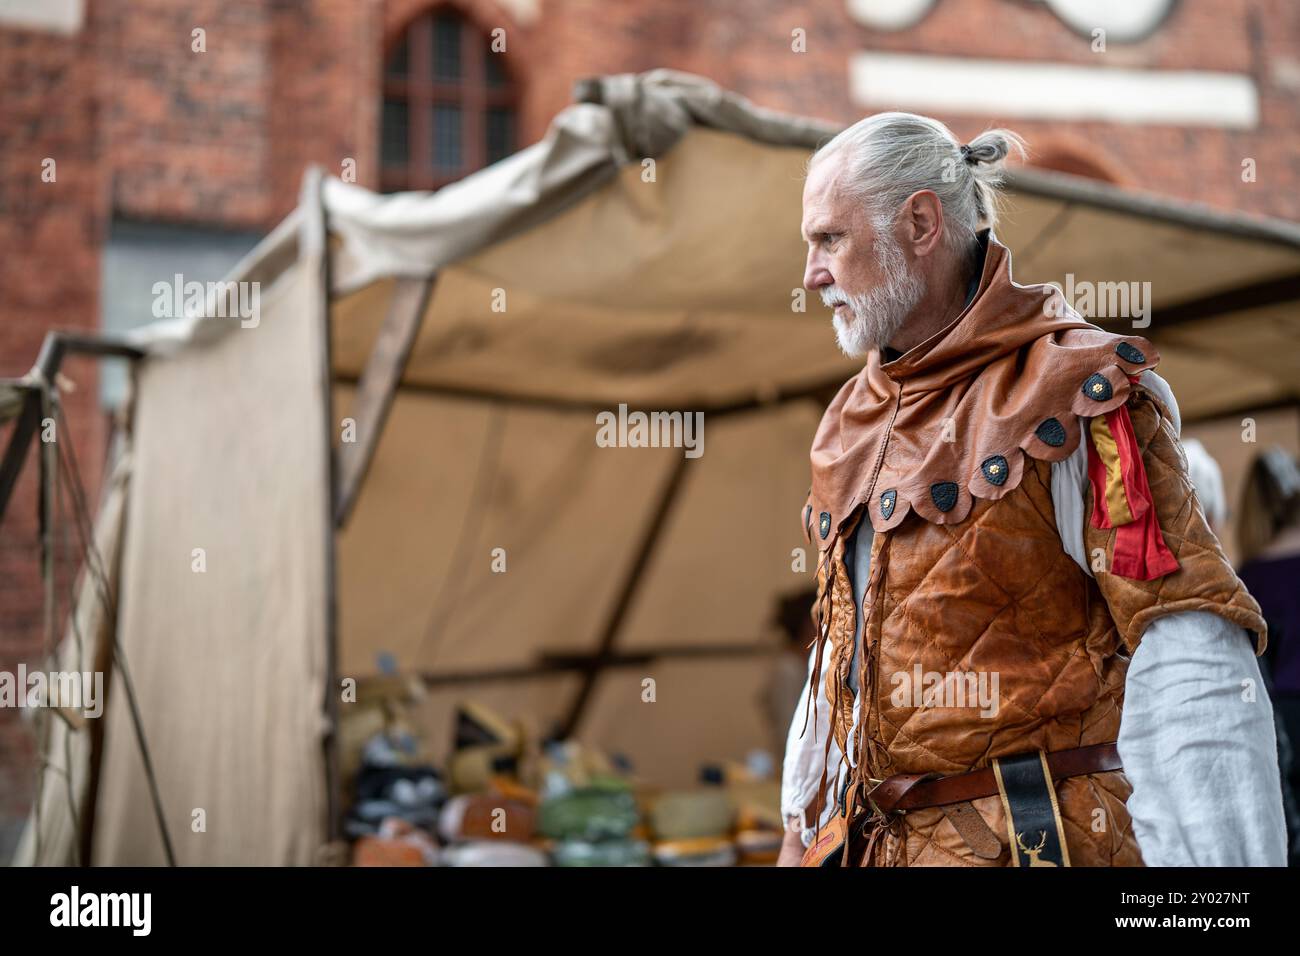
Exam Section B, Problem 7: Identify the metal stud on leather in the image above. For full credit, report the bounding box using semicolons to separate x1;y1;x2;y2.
1115;342;1145;364
981;455;1009;486
880;489;897;520
1035;417;1066;447
930;481;959;513
1082;372;1113;402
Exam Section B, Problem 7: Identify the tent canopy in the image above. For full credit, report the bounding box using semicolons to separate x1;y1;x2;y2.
52;69;1300;865
320;70;1300;421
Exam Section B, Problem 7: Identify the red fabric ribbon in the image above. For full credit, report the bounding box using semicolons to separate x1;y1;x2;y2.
1086;404;1179;581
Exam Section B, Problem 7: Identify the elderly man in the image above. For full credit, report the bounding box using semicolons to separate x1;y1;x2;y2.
777;112;1287;867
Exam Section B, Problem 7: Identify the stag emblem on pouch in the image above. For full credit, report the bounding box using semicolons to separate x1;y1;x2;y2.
1017;830;1057;867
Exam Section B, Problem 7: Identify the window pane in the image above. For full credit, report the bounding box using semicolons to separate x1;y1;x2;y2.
486;107;514;164
385;37;409;79
432;12;461;82
485;48;509;88
382;98;409;168
101;220;259;409
432;104;462;171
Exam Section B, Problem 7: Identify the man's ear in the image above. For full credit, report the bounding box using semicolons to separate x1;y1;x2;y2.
902;190;945;258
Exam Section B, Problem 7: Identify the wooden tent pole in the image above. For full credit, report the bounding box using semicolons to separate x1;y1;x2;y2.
1145;271;1300;330
0;333;141;528
300;166;344;845
411;641;781;688
334;274;436;527
557;452;691;738
330;373;856;419
77;427;130;865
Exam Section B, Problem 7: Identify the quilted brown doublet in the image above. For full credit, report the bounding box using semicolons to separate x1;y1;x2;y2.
811;385;1265;867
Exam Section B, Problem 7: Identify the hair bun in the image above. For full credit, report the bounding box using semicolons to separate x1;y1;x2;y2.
962;129;1026;171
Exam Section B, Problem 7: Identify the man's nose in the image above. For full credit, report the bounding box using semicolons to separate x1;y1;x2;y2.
804;255;831;292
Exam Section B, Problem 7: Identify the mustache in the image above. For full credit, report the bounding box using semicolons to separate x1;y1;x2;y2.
821;287;852;309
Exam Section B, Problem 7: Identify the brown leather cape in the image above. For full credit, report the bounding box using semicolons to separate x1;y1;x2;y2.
805;233;1158;544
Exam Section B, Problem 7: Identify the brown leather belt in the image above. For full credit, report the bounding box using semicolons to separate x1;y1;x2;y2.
867;742;1121;815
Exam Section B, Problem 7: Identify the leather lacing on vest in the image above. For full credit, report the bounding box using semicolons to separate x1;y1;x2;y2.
800;522;909;866
845;535;906;866
800;541;839;843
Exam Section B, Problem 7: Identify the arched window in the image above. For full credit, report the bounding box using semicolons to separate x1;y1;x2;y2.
380;6;519;192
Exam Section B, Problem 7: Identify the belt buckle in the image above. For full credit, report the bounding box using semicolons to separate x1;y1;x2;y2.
863;777;891;818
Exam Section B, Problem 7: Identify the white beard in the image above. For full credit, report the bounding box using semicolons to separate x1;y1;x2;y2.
822;232;926;358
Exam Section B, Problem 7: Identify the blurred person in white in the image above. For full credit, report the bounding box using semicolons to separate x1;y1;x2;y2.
778;111;1285;867
1181;439;1227;532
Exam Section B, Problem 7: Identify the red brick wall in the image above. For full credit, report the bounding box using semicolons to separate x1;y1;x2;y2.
847;0;1300;215
500;0;1299;218
79;0;1300;229
93;0;382;228
0;15;105;853
96;0;276;228
404;0;1300;218
268;1;384;221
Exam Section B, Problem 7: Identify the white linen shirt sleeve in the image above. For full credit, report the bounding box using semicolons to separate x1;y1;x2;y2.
779;638;833;829
1118;610;1286;865
1055;371;1286;865
780;527;871;835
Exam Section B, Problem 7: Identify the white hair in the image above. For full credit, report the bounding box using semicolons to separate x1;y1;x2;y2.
820;230;924;357
811;112;1025;259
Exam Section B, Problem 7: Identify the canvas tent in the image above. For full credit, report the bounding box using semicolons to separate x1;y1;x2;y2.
8;69;1300;866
